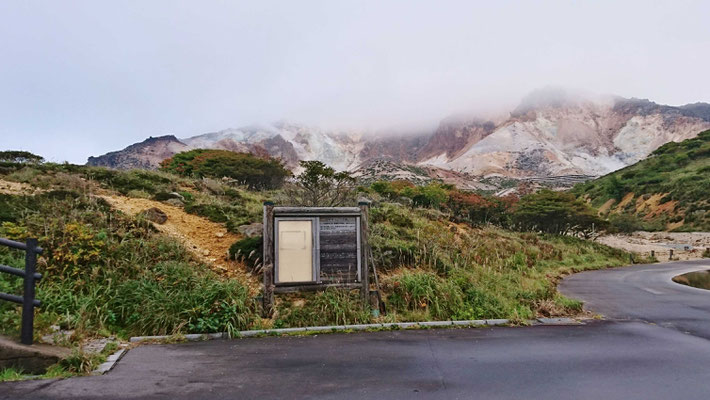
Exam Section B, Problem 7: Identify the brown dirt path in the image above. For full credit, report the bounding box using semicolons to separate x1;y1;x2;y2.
97;195;258;289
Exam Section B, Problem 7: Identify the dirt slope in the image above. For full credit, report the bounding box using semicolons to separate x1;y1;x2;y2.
0;179;41;195
97;195;258;288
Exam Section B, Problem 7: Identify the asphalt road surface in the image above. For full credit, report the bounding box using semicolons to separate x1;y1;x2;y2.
3;259;709;400
559;258;710;339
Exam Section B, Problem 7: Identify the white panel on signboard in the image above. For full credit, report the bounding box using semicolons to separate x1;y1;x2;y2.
277;220;313;283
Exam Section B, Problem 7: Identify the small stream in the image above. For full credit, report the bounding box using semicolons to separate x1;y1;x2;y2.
673;270;710;290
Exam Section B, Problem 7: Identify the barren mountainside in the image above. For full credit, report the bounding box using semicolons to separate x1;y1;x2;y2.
87;89;710;182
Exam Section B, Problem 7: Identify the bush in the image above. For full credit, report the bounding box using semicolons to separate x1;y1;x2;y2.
608;214;643;234
371;180;415;200
229;236;263;271
160;149;290;189
513;190;604;237
446;190;516;226
401;184;450;209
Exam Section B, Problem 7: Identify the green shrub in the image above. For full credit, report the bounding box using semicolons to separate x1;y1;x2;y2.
401;184;450;209
608;213;643;234
160;149;290;189
229;236;263;271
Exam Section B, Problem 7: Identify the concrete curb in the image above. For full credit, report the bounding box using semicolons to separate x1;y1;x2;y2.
129;319;516;343
92;348;127;375
129;317;583;343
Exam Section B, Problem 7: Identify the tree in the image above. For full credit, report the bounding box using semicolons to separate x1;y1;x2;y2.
446;190;517;227
0;151;44;164
160;149;291;189
512;190;604;237
400;184;450;209
281;160;357;206
371;179;415;200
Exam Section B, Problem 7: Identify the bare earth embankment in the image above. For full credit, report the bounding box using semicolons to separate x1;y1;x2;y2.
597;231;710;260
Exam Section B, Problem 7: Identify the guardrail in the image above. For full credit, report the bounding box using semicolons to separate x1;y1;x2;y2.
0;238;43;345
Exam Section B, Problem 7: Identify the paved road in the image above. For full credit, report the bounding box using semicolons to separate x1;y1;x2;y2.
3;260;710;400
559;258;710;339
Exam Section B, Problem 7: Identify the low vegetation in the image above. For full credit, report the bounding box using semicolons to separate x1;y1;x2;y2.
0;191;258;341
0;150;638;378
573;129;710;231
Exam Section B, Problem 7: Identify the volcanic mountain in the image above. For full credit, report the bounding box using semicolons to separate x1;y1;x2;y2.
87;88;710;184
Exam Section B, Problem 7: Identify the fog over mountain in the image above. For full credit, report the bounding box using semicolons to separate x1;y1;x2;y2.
88;88;710;189
1;1;709;163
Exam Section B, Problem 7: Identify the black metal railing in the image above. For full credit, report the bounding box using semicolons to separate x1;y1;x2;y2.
0;237;42;345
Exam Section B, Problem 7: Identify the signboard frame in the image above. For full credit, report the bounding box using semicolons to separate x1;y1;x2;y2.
261;204;370;317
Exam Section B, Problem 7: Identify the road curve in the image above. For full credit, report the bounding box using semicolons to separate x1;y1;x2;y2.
559;258;710;339
3;260;710;400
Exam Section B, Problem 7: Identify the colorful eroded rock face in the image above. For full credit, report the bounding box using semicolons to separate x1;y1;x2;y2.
87;89;710;185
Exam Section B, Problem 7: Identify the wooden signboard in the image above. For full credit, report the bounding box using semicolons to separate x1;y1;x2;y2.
319;217;359;283
261;204;369;317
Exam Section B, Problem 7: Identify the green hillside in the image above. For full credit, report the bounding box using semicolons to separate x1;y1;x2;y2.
0;153;635;375
573;129;710;231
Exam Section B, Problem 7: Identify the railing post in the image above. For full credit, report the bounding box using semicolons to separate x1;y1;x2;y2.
21;238;38;345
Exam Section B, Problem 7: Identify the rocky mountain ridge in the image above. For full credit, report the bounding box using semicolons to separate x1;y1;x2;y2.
87;89;710;185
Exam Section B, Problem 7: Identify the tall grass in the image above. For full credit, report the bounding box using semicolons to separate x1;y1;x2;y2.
0;189;259;341
371;202;629;322
275;289;371;327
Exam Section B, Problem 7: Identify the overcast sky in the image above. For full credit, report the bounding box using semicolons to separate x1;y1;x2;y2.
1;0;709;163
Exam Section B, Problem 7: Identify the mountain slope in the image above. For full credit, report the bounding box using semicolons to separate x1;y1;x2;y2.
87;135;189;170
419;90;710;177
573;129;710;231
86;89;710;182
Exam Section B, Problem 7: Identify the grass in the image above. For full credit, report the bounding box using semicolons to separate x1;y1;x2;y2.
0;364;75;382
274;289;371;328
0;367;25;382
0;162;634;347
573;129;710;231
0;189;259;343
0;162;266;233
370;202;630;322
0;345;118;382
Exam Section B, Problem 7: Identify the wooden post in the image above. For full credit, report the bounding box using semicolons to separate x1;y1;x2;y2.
262;202;275;317
21;238;38;345
359;201;370;306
